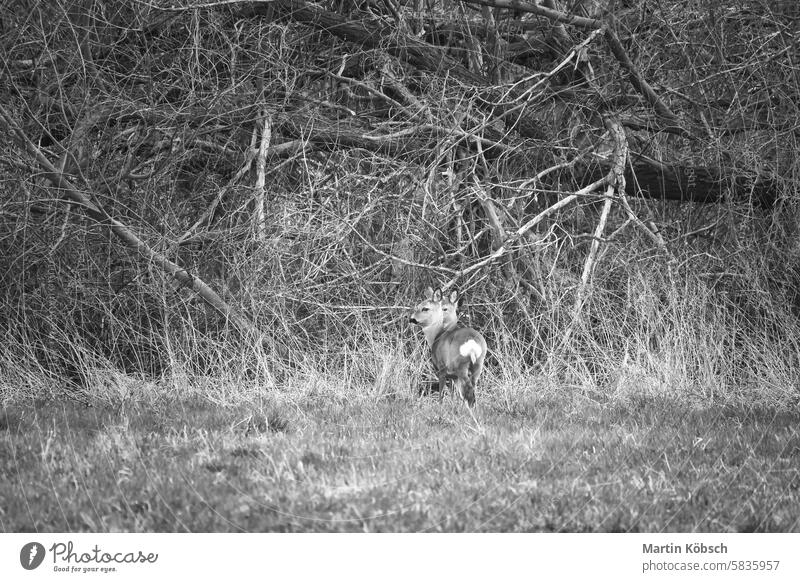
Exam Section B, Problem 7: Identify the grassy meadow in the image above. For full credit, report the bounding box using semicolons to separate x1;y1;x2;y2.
2;235;800;532
3;255;800;532
2;334;799;532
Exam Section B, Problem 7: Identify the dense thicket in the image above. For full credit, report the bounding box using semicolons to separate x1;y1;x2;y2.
1;0;798;405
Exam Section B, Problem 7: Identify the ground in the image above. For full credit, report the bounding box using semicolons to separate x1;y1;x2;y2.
2;381;798;533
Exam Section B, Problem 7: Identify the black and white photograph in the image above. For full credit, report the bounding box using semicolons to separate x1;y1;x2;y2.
1;0;799;569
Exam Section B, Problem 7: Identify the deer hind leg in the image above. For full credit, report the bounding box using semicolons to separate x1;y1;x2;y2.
456;371;475;407
470;359;484;388
437;371;449;402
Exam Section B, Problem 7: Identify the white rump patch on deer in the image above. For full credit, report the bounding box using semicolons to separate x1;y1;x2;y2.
459;339;483;363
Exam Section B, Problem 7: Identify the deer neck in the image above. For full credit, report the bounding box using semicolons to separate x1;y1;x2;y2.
421;322;447;349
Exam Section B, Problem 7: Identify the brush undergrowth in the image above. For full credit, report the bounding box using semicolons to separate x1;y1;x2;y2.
2;250;800;532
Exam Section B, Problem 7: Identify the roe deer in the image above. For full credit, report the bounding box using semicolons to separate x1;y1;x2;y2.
409;287;487;407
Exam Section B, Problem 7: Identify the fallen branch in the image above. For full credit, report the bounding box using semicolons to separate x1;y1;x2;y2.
461;0;682;129
0;103;263;339
460;0;602;28
602;17;682;129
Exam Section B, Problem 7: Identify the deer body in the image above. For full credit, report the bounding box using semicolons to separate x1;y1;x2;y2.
410;287;487;407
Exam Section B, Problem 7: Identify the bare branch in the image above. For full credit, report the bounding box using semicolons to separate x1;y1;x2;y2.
571;117;629;321
254;109;273;240
0;103;263;339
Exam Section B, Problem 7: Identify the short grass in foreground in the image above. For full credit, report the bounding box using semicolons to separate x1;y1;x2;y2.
1;389;799;532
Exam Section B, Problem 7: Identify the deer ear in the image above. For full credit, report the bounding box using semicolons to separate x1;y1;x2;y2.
433;288;442;301
448;290;458;305
424;286;434;300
